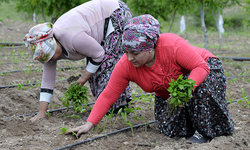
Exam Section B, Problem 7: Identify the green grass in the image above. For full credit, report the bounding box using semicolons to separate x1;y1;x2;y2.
0;1;29;21
0;1;49;23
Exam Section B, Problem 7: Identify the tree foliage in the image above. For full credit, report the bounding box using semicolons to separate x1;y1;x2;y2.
127;0;195;21
244;0;250;26
13;0;242;49
14;0;90;23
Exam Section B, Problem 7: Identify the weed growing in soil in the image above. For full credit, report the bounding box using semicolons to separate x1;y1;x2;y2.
238;88;250;108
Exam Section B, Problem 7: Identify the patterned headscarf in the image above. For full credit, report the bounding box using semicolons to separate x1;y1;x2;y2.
24;22;57;64
122;14;160;51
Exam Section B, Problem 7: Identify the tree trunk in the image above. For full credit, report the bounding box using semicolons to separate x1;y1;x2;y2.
184;13;188;39
168;9;177;33
41;7;47;22
199;0;209;50
211;10;222;51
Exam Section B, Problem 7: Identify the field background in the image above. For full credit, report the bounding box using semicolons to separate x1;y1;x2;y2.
0;1;250;150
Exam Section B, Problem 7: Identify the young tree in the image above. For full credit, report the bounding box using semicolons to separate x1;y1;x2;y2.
198;0;209;49
126;0;195;32
195;0;241;50
208;0;241;50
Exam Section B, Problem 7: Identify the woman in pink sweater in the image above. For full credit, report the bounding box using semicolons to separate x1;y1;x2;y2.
24;0;132;122
66;14;234;144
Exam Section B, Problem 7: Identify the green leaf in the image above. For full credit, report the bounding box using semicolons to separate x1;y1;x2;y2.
60;127;68;134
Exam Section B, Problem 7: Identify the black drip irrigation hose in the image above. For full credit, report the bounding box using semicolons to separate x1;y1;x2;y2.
226;75;250;80
0;42;25;46
0;59;85;65
0;65;85;75
0;55;31;59
1;92;246;121
0;75;245;90
0;79;67;89
1;61;41;65
52;120;157;150
1;94;151;120
2;102;96;120
1;43;250;62
218;57;250;61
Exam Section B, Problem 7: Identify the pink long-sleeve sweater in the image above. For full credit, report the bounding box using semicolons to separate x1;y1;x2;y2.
40;0;119;103
87;33;216;126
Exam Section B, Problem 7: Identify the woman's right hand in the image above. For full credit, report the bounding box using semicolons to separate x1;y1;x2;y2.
65;122;94;137
30;101;48;122
30;111;46;122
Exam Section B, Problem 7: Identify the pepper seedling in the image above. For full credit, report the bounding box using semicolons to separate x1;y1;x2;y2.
60;127;78;139
167;75;196;109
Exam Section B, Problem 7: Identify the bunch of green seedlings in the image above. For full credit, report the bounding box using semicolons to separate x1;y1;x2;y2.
167;75;196;110
60;82;89;113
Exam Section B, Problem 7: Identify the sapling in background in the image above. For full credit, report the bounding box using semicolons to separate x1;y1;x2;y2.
167;75;196;111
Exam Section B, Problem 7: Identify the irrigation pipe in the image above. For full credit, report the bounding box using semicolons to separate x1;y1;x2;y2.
53;120;157;150
0;54;31;58
1;92;247;120
1;93;152;120
0;65;85;75
0;79;67;89
2;93;246;121
0;75;246;90
218;57;250;61
0;42;25;46
2;102;96;120
1;42;250;61
0;59;85;65
226;75;250;80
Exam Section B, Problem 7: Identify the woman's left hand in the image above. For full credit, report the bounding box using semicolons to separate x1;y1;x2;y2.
76;69;93;85
65;122;94;137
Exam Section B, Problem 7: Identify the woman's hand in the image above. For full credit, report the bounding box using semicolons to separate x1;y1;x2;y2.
76;76;88;85
65;122;94;137
30;101;49;122
30;111;46;122
76;69;93;85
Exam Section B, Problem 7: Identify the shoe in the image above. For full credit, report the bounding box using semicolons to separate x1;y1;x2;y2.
187;130;211;144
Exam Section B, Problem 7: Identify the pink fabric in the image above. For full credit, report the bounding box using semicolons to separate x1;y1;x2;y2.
41;0;119;90
87;33;216;126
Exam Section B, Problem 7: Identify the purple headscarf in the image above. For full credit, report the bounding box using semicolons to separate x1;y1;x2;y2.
122;14;160;51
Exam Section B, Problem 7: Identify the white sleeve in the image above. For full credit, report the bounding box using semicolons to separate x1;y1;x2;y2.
40;92;52;103
86;61;101;73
